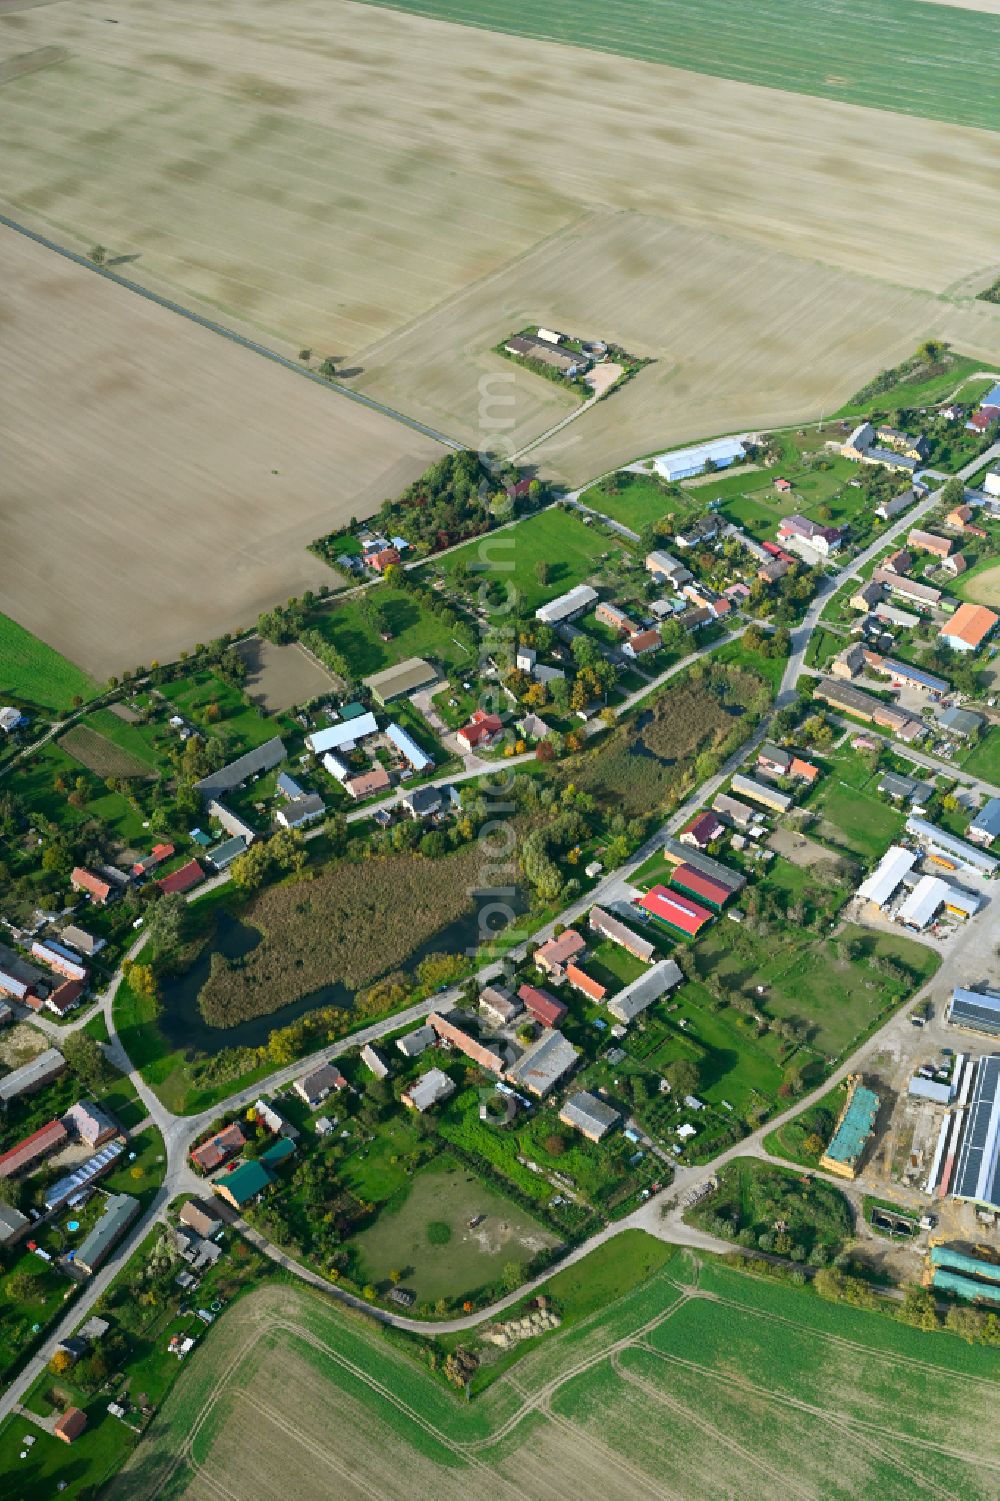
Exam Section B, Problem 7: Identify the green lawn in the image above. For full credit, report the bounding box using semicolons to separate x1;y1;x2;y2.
835;351;989;419
7;741;152;846
356;0;1000;133
961;725;1000;784
339;1116;425;1204
763;1080;853;1167
803;773;905;861
0;614;98;713
311;586;476;677
433;506;620;614
350;1154;561;1302
165;669;297;754
581;473;699;530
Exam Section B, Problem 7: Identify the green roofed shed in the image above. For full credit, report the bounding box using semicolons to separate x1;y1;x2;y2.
261;1137;296;1167
340;702;368;721
820;1078;880;1179
214;1159;272;1208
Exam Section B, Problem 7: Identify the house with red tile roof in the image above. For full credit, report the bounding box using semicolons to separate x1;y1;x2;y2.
565;963;607;1003
518;984;568;1029
623;627;662;658
71;867;113;904
370;547;401;573
54;1408;87;1444
669;863;733;911
637;885;713;938
190;1121;246;1174
456;710;503;752
679;811;723;850
939;602;999;654
0;1118;69;1179
534;929;586;978
156;859;205;896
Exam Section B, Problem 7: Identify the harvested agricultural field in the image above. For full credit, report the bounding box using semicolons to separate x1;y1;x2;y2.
0;228;440;679
4;0;1000;480
236;636;337;712
59;723;152;779
356;0;1000;133
196;842;507;1027
104;1253;1000;1501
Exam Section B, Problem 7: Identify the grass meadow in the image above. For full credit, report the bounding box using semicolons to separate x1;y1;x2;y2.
0;613;97;712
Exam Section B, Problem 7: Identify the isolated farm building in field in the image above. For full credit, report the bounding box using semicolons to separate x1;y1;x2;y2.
535;585;599;626
938;602;999;653
653;437;745;482
588;905;656;963
456;710;503;752
364;657;439;706
429;1011;505;1075
294;1064;346;1110
276;792;326;829
402;1068;455;1113
307;714;378;756
606;959;682;1024
71;867;114;905
386;721;433;773
820;1075;880;1180
504;334;588;377
968;799;1000;847
534;928;586;979
157;859;205;896
637;886;713;938
560;1091;621;1142
190;1122;246;1174
518;984;568;1029
729;773;792;814
194;736;287;795
0;1047;66;1105
506;1029;579;1098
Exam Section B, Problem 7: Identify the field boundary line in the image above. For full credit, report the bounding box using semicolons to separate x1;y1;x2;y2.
541;1402;684;1501
349;207;603;365
634;1340;1000;1474
663;1279;1000;1391
610;1351;817;1501
0;212;464;450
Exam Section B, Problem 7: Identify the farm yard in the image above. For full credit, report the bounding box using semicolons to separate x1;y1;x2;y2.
91;1253;1000;1501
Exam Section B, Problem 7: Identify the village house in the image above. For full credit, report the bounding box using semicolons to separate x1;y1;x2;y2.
645;550;693;589
850;580;883;613
874;424;929;462
214;1159;273;1211
70;867;114;905
595;601;639;635
294;1064;346;1110
587;905;655;963
398;784;442;819
679;811;723;849
623;627;662;659
939;602;999;653
518;984;568;1029
62;1099;118;1148
534;929;586;979
190;1121;246;1175
565;962;607;1003
456;709;503;752
478;985;522;1026
777;514;844;557
429;1011;505;1074
396;1024;437;1058
58;925;104;959
907;528;954;560
179;1199;223;1239
401;1068;455;1113
559;1090;620;1142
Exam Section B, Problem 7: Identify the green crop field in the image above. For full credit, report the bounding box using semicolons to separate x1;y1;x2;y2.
0;613;97;713
357;0;1000;134
90;1243;1000;1501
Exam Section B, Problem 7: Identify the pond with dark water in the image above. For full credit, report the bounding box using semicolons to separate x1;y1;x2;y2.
157;888;530;1056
